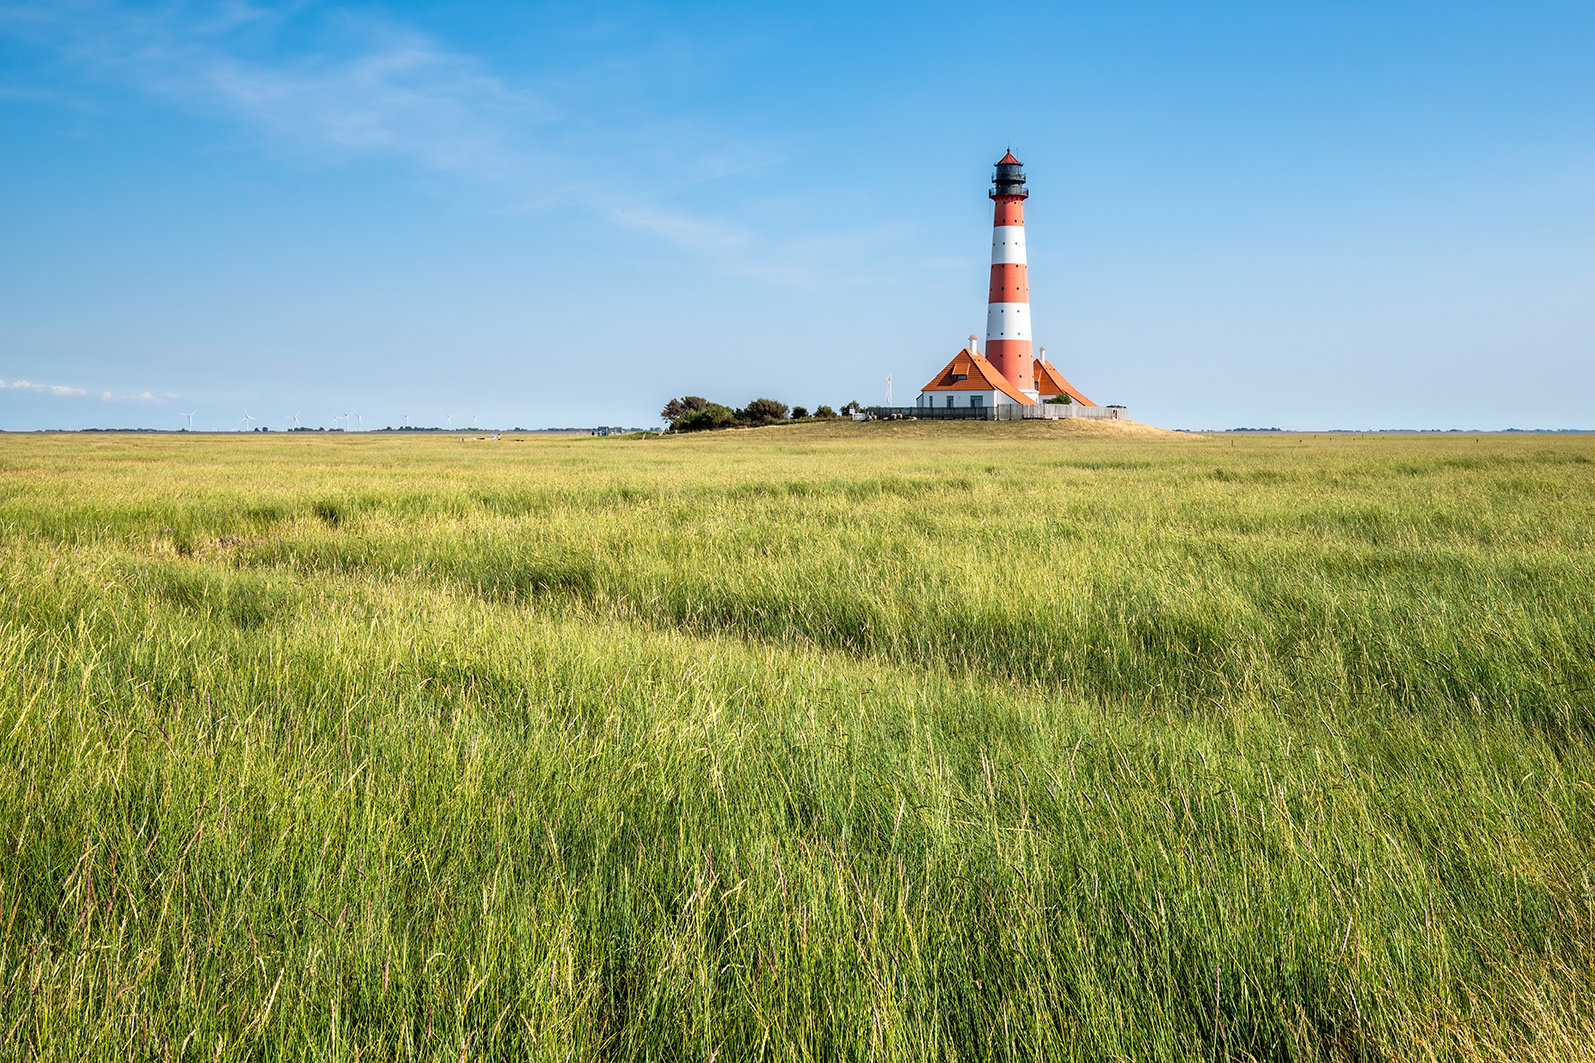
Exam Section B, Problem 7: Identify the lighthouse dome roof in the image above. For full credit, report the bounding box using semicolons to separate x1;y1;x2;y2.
996;151;1021;166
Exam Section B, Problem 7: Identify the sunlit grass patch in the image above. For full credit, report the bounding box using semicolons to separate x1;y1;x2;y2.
1;427;1593;1061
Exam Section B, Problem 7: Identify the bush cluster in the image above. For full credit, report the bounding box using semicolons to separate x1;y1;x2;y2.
660;396;850;432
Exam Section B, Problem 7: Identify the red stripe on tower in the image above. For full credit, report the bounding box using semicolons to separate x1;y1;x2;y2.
985;151;1036;398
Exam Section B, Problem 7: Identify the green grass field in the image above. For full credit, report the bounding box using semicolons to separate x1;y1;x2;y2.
2;423;1592;1061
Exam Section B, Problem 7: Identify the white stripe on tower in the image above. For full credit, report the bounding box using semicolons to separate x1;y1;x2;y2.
986;302;1031;341
985;151;1036;398
990;226;1027;264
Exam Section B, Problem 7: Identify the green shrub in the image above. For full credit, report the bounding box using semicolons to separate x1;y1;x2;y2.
737;397;788;426
673;403;737;432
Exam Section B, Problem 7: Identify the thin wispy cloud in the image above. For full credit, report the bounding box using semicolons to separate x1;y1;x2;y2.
102;389;171;403
2;1;549;180
0;1;871;285
1;377;173;402
1;378;86;397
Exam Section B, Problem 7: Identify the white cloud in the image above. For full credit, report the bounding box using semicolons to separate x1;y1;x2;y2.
1;378;86;396
100;388;169;403
195;28;545;180
2;3;555;182
0;2;861;285
0;376;170;401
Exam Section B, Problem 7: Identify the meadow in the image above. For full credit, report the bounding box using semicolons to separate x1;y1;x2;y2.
1;423;1592;1061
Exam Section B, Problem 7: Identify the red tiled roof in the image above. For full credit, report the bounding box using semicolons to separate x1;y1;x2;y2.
1033;357;1096;406
921;349;1036;405
997;151;1021;166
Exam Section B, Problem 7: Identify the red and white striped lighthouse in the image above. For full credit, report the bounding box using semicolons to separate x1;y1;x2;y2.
917;152;1102;412
985;151;1037;398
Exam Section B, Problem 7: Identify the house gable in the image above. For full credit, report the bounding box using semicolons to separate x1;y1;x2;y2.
920;349;1036;405
1033;358;1096;407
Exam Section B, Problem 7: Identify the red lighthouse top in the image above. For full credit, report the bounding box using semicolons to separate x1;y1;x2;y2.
996;151;1021;166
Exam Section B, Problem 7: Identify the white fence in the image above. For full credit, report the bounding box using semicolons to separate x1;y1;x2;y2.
865;405;1129;422
990;404;1128;421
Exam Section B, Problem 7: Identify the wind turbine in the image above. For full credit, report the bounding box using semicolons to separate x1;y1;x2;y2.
287;412;301;430
402;412;410;428
183;410;197;431
240;409;255;432
446;415;453;431
471;414;479;430
355;414;363;432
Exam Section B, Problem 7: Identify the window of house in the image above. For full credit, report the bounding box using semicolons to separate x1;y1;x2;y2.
970;395;983;408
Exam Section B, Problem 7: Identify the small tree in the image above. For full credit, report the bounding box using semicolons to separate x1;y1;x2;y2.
813;405;836;419
791;406;809;420
661;395;710;423
738;398;789;426
674;404;737;432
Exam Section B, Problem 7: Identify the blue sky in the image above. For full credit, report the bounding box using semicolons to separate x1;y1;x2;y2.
2;1;1592;431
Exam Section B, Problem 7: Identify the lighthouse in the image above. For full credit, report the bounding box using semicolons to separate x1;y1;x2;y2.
916;152;1099;413
985;151;1037;398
